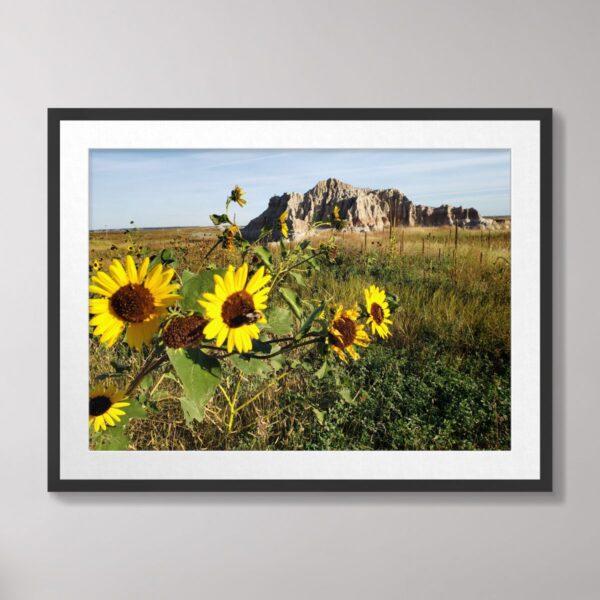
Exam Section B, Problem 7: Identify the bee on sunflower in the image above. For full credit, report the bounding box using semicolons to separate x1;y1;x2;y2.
228;185;247;208
278;210;289;239
327;304;370;362
364;285;393;339
199;263;270;353
89;256;181;349
89;385;130;432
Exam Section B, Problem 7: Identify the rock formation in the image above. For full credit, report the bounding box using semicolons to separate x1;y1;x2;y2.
243;178;497;241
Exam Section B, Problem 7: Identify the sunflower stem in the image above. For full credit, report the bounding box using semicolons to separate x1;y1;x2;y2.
125;350;168;397
233;369;291;414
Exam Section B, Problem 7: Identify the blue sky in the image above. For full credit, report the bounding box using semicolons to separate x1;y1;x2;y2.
89;149;511;229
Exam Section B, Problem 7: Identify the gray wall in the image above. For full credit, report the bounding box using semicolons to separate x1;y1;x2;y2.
1;1;597;598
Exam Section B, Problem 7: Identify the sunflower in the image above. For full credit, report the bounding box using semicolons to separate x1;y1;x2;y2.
279;210;289;238
332;205;341;222
127;244;135;253
229;185;247;208
327;304;370;363
364;285;393;338
89;386;130;432
199;263;270;353
223;224;240;251
91;258;103;272
89;256;181;349
163;314;208;349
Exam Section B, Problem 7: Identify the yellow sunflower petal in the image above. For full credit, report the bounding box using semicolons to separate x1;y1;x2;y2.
109;259;130;286
144;264;164;290
227;330;236;353
93;271;120;294
89;298;110;314
233;329;245;353
125;255;138;284
100;319;125;346
224;266;236;293
204;318;225;340
140;316;161;344
89;285;113;297
109;411;122;423
246;267;271;294
215;325;228;347
138;257;150;282
126;323;144;350
234;263;249;289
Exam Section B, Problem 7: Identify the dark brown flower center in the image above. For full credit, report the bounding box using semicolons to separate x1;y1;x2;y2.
89;395;112;417
329;316;357;348
111;284;155;323
163;315;208;349
221;291;257;328
370;302;385;325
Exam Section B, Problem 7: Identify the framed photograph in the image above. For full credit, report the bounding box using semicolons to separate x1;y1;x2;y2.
48;108;552;491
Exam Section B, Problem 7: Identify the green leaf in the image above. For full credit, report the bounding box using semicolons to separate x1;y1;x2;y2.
279;287;302;319
279;238;288;258
167;348;222;424
210;213;231;225
181;269;196;284
96;426;130;451
270;355;286;371
230;354;272;377
315;360;328;379
312;407;325;426
307;257;321;271
338;387;353;403
263;306;294;336
181;269;224;313
149;248;176;271
299;302;325;336
253;246;273;271
288;271;306;287
139;375;152;391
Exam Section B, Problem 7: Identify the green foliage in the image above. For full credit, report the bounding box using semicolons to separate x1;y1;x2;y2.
167;348;222;424
210;213;231;225
263;306;294;336
230;354;272;377
275;343;510;451
299;302;325;336
279;287;303;318
253;246;273;271
180;269;224;313
149;248;177;270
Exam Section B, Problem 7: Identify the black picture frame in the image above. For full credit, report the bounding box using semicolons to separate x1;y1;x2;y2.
48;108;552;492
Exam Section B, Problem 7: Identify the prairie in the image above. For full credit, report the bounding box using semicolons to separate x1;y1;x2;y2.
89;224;510;451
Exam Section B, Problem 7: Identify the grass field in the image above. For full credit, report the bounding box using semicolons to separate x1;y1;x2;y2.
89;224;511;451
